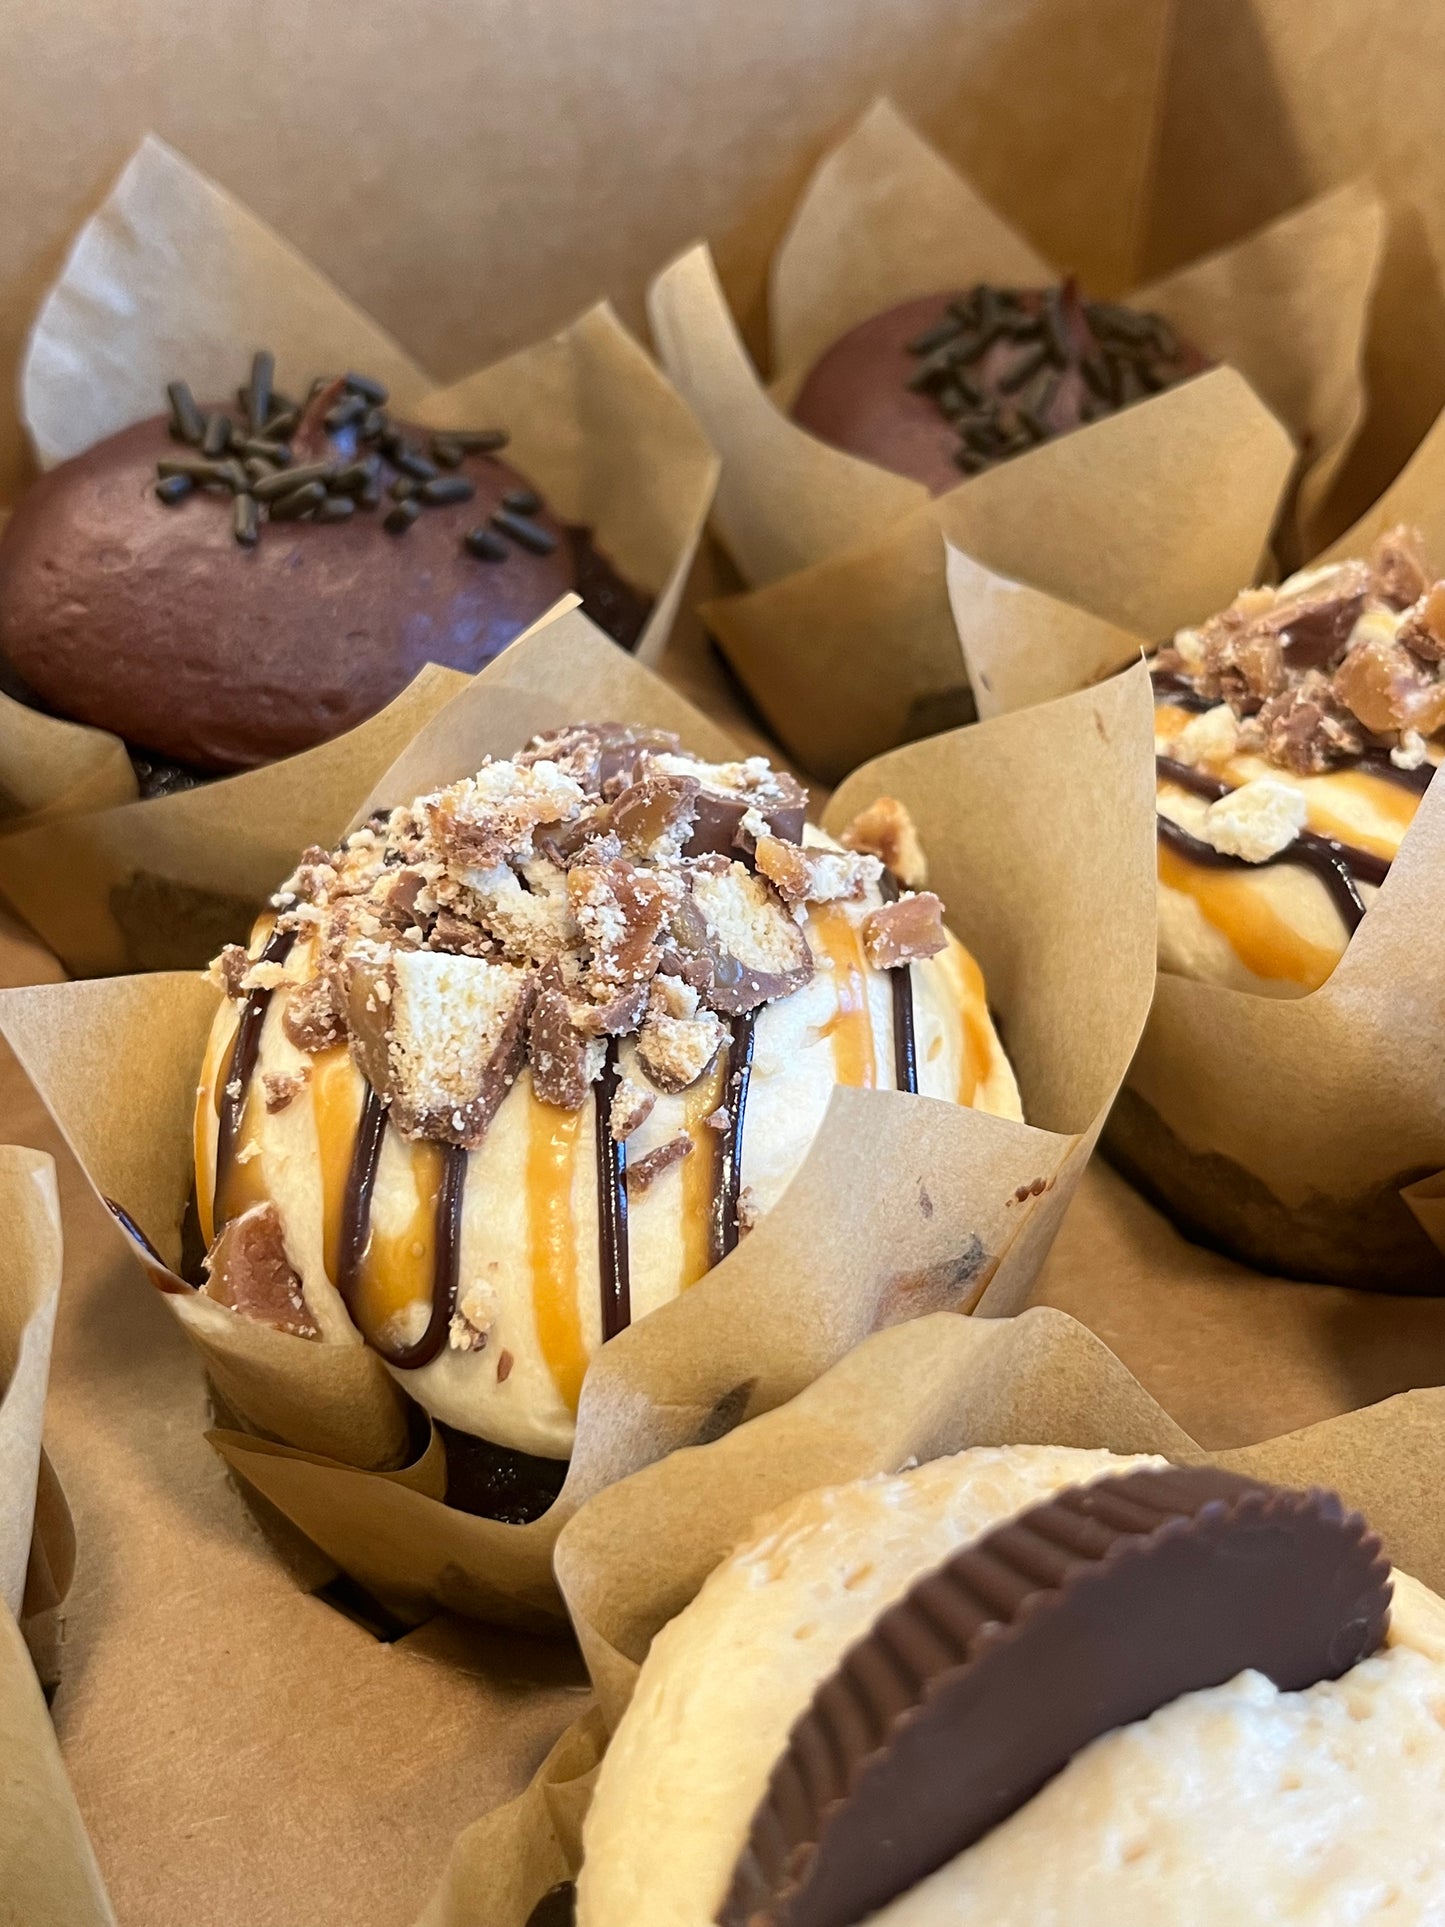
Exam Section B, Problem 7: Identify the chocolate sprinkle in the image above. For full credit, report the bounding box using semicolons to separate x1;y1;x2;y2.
166;380;205;446
465;526;510;562
492;507;559;556
384;499;421;534
900;281;1203;480
721;1466;1391;1927
148;353;516;552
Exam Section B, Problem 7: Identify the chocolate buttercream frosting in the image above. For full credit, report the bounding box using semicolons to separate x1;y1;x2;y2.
0;360;650;772
720;1466;1390;1927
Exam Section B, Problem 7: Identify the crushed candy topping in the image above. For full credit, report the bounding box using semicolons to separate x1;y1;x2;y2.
233;728;934;1152
1154;526;1445;775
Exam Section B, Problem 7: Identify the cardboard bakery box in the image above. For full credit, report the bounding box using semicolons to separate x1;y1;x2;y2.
4;2;1445;1923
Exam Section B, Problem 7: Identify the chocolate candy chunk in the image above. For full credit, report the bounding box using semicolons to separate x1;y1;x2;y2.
721;1466;1390;1927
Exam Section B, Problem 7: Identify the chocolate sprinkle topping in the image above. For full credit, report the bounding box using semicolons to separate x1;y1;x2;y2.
721;1466;1390;1927
147;352;559;568
904;281;1204;478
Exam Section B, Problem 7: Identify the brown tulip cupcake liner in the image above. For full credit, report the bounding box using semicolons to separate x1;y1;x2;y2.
408;1305;1445;1927
0;604;1156;1631
0;136;718;977
943;400;1445;1294
0;1145;71;1671
647;97;1386;781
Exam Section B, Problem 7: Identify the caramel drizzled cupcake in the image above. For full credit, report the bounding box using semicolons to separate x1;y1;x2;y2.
1150;525;1443;996
194;726;1019;1514
576;1447;1442;1926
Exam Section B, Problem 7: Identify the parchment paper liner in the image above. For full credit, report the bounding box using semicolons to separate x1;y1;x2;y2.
0;1147;99;1924
0;606;1155;1627
415;1302;1445;1926
0;136;717;971
947;403;1445;1290
645;98;1380;776
702;367;1293;780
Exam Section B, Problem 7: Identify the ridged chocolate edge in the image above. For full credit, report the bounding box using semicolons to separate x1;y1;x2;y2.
720;1466;1391;1927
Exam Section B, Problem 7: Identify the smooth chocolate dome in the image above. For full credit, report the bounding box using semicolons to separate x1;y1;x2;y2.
791;283;1211;495
0;411;627;772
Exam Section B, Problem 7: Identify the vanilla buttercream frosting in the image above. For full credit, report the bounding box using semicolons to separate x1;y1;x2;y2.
194;725;1019;1458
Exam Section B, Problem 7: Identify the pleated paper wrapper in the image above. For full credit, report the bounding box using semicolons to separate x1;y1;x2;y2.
0;604;1156;1631
0;1146;109;1925
646;98;1384;780
948;401;1445;1292
0;135;717;976
410;1301;1445;1926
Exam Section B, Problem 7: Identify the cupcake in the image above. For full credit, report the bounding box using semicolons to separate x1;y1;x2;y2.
0;354;649;792
194;724;1019;1517
1150;525;1442;997
576;1445;1439;1926
791;282;1211;494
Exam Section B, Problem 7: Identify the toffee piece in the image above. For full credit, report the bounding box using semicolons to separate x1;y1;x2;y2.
791;282;1210;494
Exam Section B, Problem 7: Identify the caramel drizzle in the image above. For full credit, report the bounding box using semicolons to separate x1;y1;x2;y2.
1151;675;1438;795
215;876;938;1373
1156;753;1388;932
212;926;295;1229
879;871;919;1094
711;1012;759;1266
337;1083;467;1369
594;1039;632;1341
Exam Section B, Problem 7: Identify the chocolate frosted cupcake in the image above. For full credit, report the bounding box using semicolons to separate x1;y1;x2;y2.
194;725;1019;1516
0;355;649;788
576;1446;1444;1926
790;282;1211;493
1150;525;1442;997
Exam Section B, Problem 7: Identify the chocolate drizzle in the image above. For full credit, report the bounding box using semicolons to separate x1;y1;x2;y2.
595;1039;632;1342
879;871;918;1094
1156;753;1388;931
336;1085;468;1370
212;925;295;1225
712;1013;759;1265
721;1467;1391;1927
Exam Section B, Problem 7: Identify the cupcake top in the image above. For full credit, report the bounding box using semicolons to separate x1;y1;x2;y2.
790;282;1210;494
579;1445;1440;1927
195;725;1019;1463
1150;525;1443;995
0;355;647;774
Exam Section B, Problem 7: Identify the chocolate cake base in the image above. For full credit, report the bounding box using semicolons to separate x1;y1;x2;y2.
437;1422;568;1524
1105;1084;1445;1294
